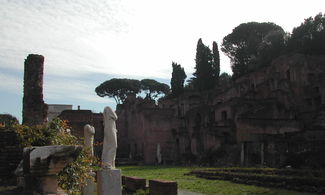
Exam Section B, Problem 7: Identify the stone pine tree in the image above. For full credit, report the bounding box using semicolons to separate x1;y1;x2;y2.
171;62;186;96
192;38;214;91
212;41;220;84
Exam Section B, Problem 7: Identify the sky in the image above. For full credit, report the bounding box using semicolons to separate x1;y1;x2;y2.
0;0;324;123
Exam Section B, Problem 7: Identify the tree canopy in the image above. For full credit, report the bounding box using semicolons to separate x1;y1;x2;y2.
218;72;232;88
140;79;170;99
171;62;186;96
95;78;141;104
95;78;170;104
287;13;325;55
221;22;285;78
192;38;215;90
212;41;220;83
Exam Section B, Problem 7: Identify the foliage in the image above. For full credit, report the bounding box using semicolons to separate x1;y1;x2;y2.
0;114;19;126
2;118;95;194
134;189;149;195
212;41;220;82
191;38;215;90
121;166;316;195
95;78;141;104
12;124;53;147
140;79;170;100
218;72;232;89
287;13;325;55
221;22;285;78
170;62;186;96
58;148;98;195
257;30;287;67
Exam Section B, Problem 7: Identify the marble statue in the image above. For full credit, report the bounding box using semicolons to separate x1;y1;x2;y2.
84;124;95;156
83;124;96;195
101;106;118;169
156;143;162;164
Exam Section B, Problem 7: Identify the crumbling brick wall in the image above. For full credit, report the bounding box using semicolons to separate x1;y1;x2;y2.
22;54;48;125
0;131;22;185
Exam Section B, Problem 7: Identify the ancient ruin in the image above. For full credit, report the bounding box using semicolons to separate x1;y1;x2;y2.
23;145;82;195
22;54;48;125
116;54;325;167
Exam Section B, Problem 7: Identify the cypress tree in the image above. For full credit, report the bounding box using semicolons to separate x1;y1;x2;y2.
212;41;220;84
193;38;214;90
171;62;186;96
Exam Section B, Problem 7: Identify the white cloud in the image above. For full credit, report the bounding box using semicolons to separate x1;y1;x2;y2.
1;0;324;80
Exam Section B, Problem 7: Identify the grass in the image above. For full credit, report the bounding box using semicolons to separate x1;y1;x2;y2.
120;165;318;195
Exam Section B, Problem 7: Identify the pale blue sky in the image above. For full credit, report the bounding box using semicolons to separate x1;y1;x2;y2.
0;0;324;122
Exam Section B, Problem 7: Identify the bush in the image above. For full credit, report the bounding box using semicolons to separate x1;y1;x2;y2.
0;114;19;126
1;118;97;194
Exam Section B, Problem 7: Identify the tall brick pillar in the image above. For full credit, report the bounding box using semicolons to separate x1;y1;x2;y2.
22;54;48;125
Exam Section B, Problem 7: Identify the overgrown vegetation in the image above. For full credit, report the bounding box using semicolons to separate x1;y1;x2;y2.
121;166;318;195
0;118;96;195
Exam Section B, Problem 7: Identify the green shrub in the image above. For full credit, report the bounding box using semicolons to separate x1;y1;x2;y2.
0;114;19;126
2;118;97;194
134;189;149;195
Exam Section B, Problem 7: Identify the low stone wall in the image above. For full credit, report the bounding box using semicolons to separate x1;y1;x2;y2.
124;176;146;192
0;131;22;185
122;176;178;194
149;179;177;195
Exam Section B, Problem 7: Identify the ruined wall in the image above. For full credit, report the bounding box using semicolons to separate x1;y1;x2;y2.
0;131;22;185
59;110;93;138
117;99;179;164
58;110;104;158
117;54;325;166
22;54;48;125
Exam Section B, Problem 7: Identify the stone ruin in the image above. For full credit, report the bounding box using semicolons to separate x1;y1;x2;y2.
0;54;84;194
115;54;325;167
22;54;48;126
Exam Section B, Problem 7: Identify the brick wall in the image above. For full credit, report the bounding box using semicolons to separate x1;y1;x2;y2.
0;131;22;185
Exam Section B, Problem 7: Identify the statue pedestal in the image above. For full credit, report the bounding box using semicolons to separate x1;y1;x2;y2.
82;172;96;195
97;169;122;195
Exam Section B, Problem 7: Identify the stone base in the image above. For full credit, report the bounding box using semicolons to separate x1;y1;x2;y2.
124;176;146;192
82;173;95;195
97;169;122;195
149;179;177;195
24;174;58;195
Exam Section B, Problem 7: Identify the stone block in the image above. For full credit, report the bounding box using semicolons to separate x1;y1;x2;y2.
149;179;177;195
23;145;81;195
97;169;122;195
124;176;146;192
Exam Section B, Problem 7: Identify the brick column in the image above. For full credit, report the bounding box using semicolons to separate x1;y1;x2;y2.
22;54;48;125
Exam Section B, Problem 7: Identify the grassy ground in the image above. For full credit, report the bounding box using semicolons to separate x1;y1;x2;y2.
120;166;318;195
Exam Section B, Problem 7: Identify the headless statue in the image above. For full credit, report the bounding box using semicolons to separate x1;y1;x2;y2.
101;106;118;169
84;124;95;156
